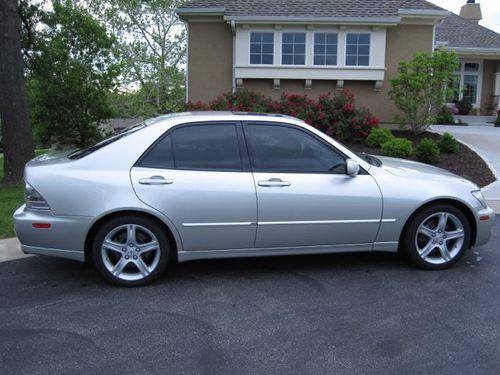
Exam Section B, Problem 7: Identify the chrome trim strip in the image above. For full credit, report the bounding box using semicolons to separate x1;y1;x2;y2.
182;222;254;227
258;219;396;225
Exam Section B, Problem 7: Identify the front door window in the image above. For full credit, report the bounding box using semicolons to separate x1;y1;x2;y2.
450;61;482;108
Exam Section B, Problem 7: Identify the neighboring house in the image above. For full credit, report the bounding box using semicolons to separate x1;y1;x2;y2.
176;0;500;122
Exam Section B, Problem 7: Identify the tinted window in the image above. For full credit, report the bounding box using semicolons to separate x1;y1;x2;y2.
172;124;242;171
245;124;345;173
141;134;174;169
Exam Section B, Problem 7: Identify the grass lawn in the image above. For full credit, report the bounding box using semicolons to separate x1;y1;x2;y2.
0;149;49;238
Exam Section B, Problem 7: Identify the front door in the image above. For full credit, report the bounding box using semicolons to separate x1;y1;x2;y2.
244;122;382;248
131;122;257;251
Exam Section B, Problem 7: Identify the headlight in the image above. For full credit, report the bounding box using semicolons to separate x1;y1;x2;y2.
25;182;50;210
471;190;487;209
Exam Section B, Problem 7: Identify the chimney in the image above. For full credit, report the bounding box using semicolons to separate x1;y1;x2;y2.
460;0;482;23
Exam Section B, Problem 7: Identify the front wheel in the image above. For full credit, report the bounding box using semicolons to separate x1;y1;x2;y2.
92;216;170;286
401;204;471;270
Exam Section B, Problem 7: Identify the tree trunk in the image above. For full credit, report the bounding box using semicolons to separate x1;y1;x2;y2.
0;0;35;184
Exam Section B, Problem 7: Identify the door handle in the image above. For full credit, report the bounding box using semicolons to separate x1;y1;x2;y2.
258;178;291;187
139;176;174;185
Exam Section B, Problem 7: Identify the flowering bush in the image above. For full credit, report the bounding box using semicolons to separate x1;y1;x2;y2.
186;89;380;142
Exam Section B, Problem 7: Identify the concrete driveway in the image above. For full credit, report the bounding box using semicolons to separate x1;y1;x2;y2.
431;124;500;213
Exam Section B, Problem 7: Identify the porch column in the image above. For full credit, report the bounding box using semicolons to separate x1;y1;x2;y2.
495;72;500;110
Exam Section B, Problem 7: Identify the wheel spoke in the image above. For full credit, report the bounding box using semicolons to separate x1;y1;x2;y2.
134;257;150;277
445;229;464;241
437;213;449;232
419;241;436;258
103;239;123;253
111;257;129;276
139;240;159;254
439;244;452;262
127;224;137;246
418;225;435;238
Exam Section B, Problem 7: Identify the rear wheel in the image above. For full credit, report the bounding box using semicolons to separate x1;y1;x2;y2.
401;204;470;270
92;216;170;286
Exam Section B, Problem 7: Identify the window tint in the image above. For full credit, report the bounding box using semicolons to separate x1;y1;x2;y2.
245;124;345;173
141;134;174;169
172;124;242;171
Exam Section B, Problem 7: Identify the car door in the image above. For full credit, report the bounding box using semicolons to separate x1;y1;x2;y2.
131;122;257;251
244;122;383;248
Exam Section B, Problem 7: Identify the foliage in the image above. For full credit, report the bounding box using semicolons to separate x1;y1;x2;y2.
496;110;500;127
85;0;187;116
415;138;440;164
381;138;413;158
435;106;454;125
186;89;380;142
366;128;394;148
26;0;120;148
389;50;460;134
439;132;459;153
455;99;472;115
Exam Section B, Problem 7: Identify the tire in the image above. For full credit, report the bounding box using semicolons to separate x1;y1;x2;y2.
92;215;170;286
401;204;471;270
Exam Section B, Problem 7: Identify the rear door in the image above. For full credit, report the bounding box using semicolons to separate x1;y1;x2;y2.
131;122;257;251
244;122;383;248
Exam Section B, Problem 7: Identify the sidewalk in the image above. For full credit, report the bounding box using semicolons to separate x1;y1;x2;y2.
0;238;31;263
431;124;500;213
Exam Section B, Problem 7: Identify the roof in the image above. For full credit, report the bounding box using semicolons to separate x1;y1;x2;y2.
177;0;446;20
436;13;500;50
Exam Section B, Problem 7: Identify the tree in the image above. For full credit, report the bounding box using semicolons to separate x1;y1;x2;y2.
389;50;460;134
0;0;35;184
27;0;120;148
84;0;187;116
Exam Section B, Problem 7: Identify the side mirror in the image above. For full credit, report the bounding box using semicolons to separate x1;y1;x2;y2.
346;159;360;177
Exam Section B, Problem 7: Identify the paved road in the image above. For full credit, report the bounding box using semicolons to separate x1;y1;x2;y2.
0;217;499;375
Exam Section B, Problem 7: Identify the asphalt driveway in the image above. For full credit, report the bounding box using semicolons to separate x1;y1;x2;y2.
0;216;498;374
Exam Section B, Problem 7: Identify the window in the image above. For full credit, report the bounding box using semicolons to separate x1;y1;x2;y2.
282;32;306;65
141;124;242;171
314;33;338;66
245;124;345;173
448;61;481;106
250;32;274;65
346;33;370;66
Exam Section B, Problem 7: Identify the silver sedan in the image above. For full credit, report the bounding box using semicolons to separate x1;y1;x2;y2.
14;112;495;286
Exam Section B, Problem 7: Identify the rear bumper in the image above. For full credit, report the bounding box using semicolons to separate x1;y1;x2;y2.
475;207;495;247
13;205;91;262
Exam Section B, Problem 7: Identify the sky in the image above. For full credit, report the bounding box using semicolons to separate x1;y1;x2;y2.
428;0;500;33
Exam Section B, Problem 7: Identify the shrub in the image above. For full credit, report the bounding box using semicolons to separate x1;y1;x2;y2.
415;138;440;164
435;106;454;125
439;132;459;153
366;128;394;148
381;138;413;158
455;99;472;115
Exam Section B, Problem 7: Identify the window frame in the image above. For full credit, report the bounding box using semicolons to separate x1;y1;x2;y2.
249;31;275;66
242;121;349;175
281;31;307;66
449;60;483;109
136;121;251;173
312;32;339;67
345;32;371;67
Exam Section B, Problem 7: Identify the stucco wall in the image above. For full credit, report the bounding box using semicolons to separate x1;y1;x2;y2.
188;21;233;103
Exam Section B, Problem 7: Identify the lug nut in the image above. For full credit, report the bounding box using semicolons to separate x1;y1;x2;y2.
122;247;127;252
125;255;130;259
136;248;140;252
133;255;138;260
439;241;443;245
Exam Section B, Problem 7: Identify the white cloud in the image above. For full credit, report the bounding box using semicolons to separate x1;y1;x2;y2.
428;0;500;33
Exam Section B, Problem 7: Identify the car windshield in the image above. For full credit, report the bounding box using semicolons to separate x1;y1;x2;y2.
68;122;147;160
357;153;383;167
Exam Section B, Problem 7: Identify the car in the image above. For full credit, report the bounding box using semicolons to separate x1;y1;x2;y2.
14;112;495;286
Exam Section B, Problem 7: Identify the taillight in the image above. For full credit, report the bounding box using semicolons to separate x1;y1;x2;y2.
25;182;50;210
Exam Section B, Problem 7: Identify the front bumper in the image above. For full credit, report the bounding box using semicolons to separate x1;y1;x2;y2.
475;207;495;247
13;205;92;262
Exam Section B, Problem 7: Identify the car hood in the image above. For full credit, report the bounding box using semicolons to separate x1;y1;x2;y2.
375;155;477;187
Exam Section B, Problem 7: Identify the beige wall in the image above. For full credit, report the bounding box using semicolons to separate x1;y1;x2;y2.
188;21;233;103
187;21;434;122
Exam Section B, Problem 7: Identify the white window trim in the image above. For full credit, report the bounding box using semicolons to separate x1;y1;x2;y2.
344;32;371;67
450;60;483;109
248;31;275;66
281;31;307;67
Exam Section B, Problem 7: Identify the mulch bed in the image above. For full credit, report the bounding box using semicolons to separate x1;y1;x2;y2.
344;130;496;188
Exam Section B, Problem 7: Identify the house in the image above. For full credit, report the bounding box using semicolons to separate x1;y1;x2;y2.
176;0;500;122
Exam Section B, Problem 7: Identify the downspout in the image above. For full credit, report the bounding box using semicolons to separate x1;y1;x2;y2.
231;20;236;93
185;24;190;103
